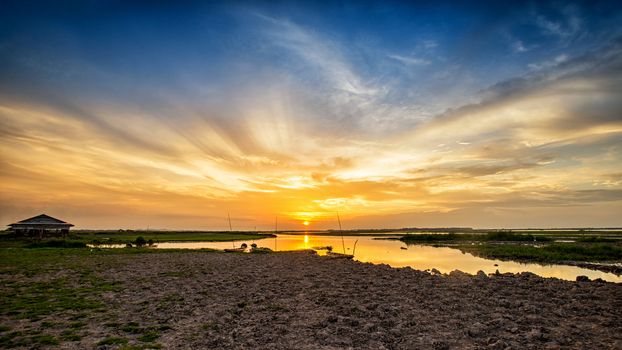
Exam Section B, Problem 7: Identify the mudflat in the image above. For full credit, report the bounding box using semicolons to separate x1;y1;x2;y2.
1;250;621;349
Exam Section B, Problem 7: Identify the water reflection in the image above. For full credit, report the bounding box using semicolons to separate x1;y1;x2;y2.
152;234;621;282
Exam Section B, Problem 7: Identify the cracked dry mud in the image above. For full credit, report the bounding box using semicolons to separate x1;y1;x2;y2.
4;251;622;349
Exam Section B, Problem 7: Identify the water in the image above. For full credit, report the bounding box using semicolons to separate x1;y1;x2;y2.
152;234;622;283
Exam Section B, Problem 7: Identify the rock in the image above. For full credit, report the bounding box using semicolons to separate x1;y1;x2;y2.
576;275;590;282
431;340;449;350
430;268;441;275
449;270;470;279
544;342;561;350
527;328;548;342
476;270;488;279
519;272;538;279
467;322;485;337
488;340;507;349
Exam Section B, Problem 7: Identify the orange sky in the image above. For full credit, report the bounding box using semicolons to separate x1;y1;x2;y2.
1;3;622;229
2;81;621;230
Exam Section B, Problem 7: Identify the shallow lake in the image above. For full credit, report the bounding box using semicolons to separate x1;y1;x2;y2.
154;234;622;283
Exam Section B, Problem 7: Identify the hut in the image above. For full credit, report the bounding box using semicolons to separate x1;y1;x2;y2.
8;214;74;239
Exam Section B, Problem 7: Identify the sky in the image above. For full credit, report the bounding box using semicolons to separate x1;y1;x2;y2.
1;1;622;230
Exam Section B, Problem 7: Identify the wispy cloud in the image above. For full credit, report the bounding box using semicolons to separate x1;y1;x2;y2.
388;54;430;66
534;4;583;40
527;53;568;70
252;12;376;96
512;40;529;53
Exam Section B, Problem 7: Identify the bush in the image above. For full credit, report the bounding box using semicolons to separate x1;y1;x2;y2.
134;236;147;248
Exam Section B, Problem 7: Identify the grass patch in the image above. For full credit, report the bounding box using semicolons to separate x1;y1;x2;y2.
118;344;162;350
459;243;622;263
30;333;59;345
25;240;87;248
75;230;275;245
138;330;160;342
0;331;25;348
400;232;552;243
60;330;83;341
0;248;216;348
0;278;104;319
97;336;129;346
577;236;618;243
121;322;142;334
0;230;274;248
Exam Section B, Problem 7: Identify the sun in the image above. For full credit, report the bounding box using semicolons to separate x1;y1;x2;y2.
303;220;310;226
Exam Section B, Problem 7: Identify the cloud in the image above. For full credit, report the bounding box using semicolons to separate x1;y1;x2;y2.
1;8;621;229
422;40;438;50
252;12;376;96
528;54;568;70
534;4;582;39
388;54;430;66
512;40;529;53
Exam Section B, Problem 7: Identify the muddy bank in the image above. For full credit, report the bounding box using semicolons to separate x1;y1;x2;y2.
460;248;622;276
2;251;622;349
572;261;622;275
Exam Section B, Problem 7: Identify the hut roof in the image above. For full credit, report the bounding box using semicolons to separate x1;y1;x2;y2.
9;214;74;227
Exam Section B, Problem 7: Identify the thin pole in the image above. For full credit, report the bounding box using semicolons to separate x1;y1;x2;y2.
228;213;234;248
274;216;278;251
337;211;345;254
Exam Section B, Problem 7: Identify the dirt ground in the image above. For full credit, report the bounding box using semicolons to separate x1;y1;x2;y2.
3;251;622;349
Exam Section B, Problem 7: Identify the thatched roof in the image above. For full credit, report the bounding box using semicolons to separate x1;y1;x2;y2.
9;214;74;228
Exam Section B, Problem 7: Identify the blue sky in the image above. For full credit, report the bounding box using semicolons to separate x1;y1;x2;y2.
1;1;622;229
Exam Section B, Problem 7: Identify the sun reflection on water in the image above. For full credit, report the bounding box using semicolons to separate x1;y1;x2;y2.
154;235;622;282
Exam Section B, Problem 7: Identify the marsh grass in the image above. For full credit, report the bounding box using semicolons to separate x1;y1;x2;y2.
400;232;552;243
0;230;275;248
75;230;274;244
401;231;622;264
459;243;622;262
25;240;87;248
577;236;619;243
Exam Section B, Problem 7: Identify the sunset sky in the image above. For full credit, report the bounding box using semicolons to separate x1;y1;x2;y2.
1;1;622;230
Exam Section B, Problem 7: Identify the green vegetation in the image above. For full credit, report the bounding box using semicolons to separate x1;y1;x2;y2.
459;243;622;263
0;229;275;248
75;230;274;244
0;248;210;348
137;330;160;342
118;344;163;350
400;231;622;266
400;232;552;243
576;236;618;243
24;239;87;248
97;336;129;346
60;330;83;341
